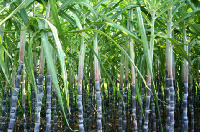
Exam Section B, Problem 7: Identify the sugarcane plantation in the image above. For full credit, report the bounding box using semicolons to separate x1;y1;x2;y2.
0;0;200;132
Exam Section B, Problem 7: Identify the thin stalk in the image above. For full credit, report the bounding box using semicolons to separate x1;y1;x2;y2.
52;50;58;131
30;2;37;131
144;7;156;132
129;7;137;132
0;5;6;130
123;11;129;132
22;66;27;132
150;10;156;132
34;3;50;131
88;51;93;132
52;84;58;132
166;7;174;132
94;25;102;132
45;68;51;132
119;52;124;132
7;26;27;132
30;41;37;132
34;44;45;132
183;21;188;132
0;55;8;132
77;14;86;132
69;51;74;130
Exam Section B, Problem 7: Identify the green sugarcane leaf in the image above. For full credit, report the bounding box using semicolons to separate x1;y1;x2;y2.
100;14;141;43
0;37;10;85
141;12;152;27
155;0;179;19
17;0;29;24
0;0;34;25
172;2;185;15
50;0;62;32
105;4;139;16
169;38;191;65
75;1;98;21
173;9;200;28
0;0;16;14
59;12;76;25
136;7;153;77
188;23;200;34
58;0;75;11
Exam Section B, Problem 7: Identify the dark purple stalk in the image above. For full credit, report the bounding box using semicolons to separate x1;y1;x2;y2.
52;85;58;132
34;44;45;132
0;58;8;131
94;26;102;132
106;81;112;132
22;68;27;132
123;79;128;132
139;83;144;131
119;53;124;132
88;77;93;132
144;83;151;132
7;27;26;132
77;14;85;132
45;69;51;131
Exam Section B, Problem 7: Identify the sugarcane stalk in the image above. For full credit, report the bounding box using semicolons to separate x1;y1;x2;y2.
30;42;37;132
34;44;45;132
139;82;144;132
144;7;156;132
7;26;26;132
77;14;86;132
45;68;51;131
129;7;137;132
0;8;7;131
123;11;130;132
182;21;188;132
69;53;74;130
123;62;128;132
0;55;8;132
150;9;156;132
22;66;27;132
94;25;102;132
52;84;58;132
88;76;93;132
165;7;174;132
106;78;113;132
119;52;124;132
88;51;93;132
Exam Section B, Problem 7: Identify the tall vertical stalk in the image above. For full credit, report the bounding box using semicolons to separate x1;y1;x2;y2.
0;5;7;130
45;67;51;131
22;66;27;132
123;11;129;132
129;7;137;132
52;84;58;132
183;21;188;131
1;56;8;132
88;51;93;132
30;41;37;132
166;7;174;132
94;25;102;132
7;26;27;132
77;14;85;132
34;44;45;132
150;9;156;132
119;52;124;132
